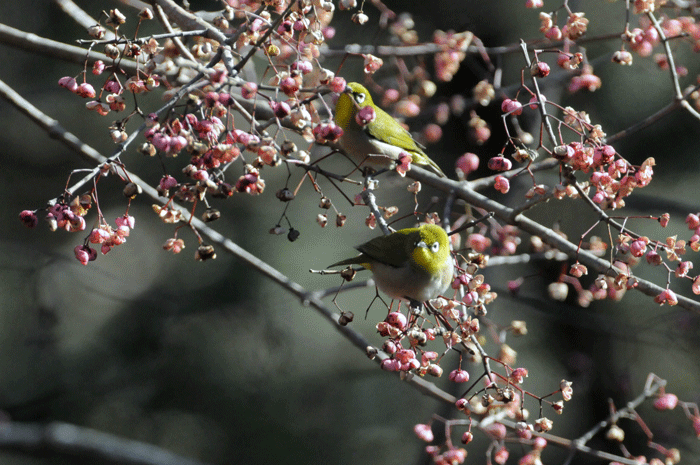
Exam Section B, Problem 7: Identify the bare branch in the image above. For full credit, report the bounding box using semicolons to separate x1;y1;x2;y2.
0;421;210;465
0;23;142;76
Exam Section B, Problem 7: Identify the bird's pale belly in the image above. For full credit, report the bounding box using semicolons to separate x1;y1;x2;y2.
371;261;447;302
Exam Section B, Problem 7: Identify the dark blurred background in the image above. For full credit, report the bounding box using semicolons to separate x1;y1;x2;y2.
1;0;700;464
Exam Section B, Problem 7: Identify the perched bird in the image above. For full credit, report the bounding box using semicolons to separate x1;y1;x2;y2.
329;224;453;302
333;82;446;177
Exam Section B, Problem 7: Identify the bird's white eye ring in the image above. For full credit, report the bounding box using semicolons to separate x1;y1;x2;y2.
354;92;365;104
430;242;440;253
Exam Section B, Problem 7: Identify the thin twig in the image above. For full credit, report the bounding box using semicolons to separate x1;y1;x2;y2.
0;23;143;76
0;421;210;465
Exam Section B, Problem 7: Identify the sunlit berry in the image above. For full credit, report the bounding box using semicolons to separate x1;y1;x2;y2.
74;245;97;265
92;60;106;75
455;152;479;179
448;368;469;383
654;393;678;410
386;311;407;330
362;54;383;74
570;263;587;277
501;98;523;115
612;50;633;65
413;424;434;442
87;25;106;39
686;213;700;230
396;152;411;177
675;261;693;278
529;94;545;109
329;76;346;94
19;210;38;228
535;417;553;432
545;26;563;40
353;12;369;25
85;100;110;115
548;282;568;301
355;105;376;126
58;76;78;93
279;76;299;96
484;423;507;440
629;237;649;257
494;175;510;194
654;288;678;306
395;348;416;364
427;364;443;377
510;367;529;384
487;156;512;172
494;446;509;465
380;358;399;371
272;101;291;118
291;60;313;75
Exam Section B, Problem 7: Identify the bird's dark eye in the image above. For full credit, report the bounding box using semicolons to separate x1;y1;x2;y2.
353;92;366;104
430;242;440;253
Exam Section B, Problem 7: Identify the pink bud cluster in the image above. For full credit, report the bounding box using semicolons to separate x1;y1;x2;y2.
396;152;412;177
72;214;134;265
568;65;602;93
235;166;265;195
312;121;343;143
495;225;520;255
362;54;383;74
654;288;678;306
629;24;658;57
425;445;467;465
60;61;162;117
566;208;700;307
451;271;493;310
370;260;494;380
538;12;589;42
32;201;91;233
86;214;135;257
376;312;428;373
551;140;654;210
501;99;523;116
59;77;95;99
433;30;472;82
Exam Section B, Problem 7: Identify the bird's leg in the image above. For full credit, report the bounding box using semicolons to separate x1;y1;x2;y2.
359;166;379;178
408;299;423;316
365;287;390;319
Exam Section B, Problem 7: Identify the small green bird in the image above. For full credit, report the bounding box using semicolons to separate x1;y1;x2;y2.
334;82;446;177
329;223;453;302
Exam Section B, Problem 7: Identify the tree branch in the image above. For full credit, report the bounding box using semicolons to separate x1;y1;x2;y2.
407;167;700;313
0;23;142;76
0;421;210;465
